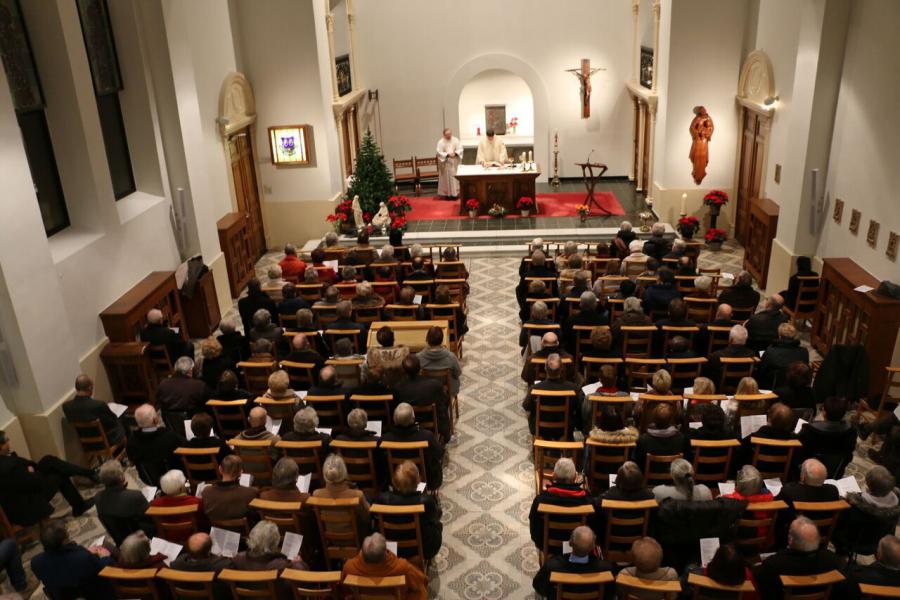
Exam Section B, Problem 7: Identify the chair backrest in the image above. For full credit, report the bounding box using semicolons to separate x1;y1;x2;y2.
255;397;296;423
415;155;438;177
685;297;718;324
585;439;635;496
380;440;430;490
581;357;623;386
675;275;697;294
218;569;280;599
687;572;756;600
624;358;666;392
792;500;850;546
528;356;576;385
525;276;560;296
329;439;380;497
276;440;324;490
0;505;36;549
71;418;121;464
249;498;303;534
537;502;596;563
624;260;647;277
643;453;683;486
343;574;406;600
735;500;788;558
858;583;900;599
305;496;363;568
426;303;462;347
435;261;466;279
384;304;419;322
874;366;900;424
145;504;201;543
237;361;276;395
156;568;217;600
731;305;755;322
298;283;325;302
621;326;656;358
174;447;221;487
304;394;347;429
706;325;732;356
434;278;467;307
550;571;614;600
607;298;625;321
600;499;659;562
349;394;393;427
411;402;440;439
571;325;596;363
666;357;708;393
532;389;575;441
280;568;341;599
527;297;560;321
750;437;803;480
787;276;821;317
280;360;316;391
616;572;682;599
228;438;275;487
779;570;845;600
352;305;383;325
325;358;364;389
325;329;362;354
660;326;701;354
279;313;299;330
718;357;757;395
690;439;741;483
393;157;416;181
599;276;629;297
370;503;427;570
148;344;173;380
312;304;338;327
405;279;435;302
99;566;161;600
533;440;585;494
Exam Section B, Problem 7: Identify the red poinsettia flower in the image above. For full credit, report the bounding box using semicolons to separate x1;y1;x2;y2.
465;199;480;210
326;214;338;223
517;196;534;209
703;190;730;206
363;211;372;222
704;228;727;242
678;216;700;227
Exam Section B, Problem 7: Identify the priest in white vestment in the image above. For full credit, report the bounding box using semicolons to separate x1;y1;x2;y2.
436;128;464;198
475;129;508;167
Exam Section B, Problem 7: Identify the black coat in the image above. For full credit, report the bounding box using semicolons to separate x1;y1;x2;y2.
642;284;682;316
634;431;685;475
156;375;210;413
62;396;125;445
833;492;900;555
200;356;236;390
745;309;789;351
773;384;817;412
532;553;613;600
127;428;183;485
642;236;672;261
377;490;442;560
752;547;844;598
798;421;856;478
392;376;451;442
141;323;192;362
814;344;869;403
655;498;747;571
380;424;444;490
529;482;602;550
238;291;278;333
758;339;809;388
0;453;54;525
563;309;609;352
845;561;900;599
217;331;251;364
30;544;115;599
717;285;760;312
774;482;840;546
522;379;584;439
94;485;154;544
705;344;757;384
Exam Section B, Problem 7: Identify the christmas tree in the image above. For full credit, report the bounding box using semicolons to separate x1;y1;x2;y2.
347;129;395;214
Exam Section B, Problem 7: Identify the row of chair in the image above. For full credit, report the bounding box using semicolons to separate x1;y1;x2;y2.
321;243;462;266
392;155;438;193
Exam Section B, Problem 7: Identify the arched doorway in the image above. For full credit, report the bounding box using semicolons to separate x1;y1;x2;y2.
457;69;534;162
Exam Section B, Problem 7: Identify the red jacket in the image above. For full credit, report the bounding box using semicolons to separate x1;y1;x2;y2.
279;255;307;279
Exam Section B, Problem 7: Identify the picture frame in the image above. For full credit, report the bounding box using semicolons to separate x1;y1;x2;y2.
832;198;843;223
484;104;507;135
335;54;352;96
887;232;899;261
268;124;314;167
849;209;861;234
640;46;654;89
867;220;880;247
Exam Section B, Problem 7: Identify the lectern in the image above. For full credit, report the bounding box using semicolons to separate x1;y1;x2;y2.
575;161;610;215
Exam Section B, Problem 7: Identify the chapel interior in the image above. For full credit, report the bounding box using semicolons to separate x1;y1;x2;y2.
0;0;899;598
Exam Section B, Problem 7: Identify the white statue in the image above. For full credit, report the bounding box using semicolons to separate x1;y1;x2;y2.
371;201;391;233
351;195;364;231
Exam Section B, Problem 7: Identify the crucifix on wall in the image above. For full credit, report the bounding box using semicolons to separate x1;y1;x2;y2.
566;58;605;118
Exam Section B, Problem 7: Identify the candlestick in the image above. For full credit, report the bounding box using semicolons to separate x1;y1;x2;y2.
681;192;687;215
528;150;533;163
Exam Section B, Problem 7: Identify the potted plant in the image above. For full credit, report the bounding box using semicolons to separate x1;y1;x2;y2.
576;204;590;222
488;203;507;218
517;196;534;217
703;190;729;229
507;116;518;135
465;199;480;218
677;215;700;239
704;227;727;251
326;199;353;233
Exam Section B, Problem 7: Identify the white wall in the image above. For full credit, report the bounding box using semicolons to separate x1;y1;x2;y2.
816;0;900;281
353;0;634;178
457;70;534;138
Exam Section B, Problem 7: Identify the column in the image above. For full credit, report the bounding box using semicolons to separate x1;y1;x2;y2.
646;101;658;206
651;0;661;92
325;2;338;102
631;0;640;82
346;0;360;92
636;101;645;192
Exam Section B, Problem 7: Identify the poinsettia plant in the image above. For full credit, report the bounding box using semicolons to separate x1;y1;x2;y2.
703;190;730;207
388;195;412;216
516;196;534;210
465;199;480;211
704;228;728;243
326;199;353;230
677;215;700;237
390;215;408;232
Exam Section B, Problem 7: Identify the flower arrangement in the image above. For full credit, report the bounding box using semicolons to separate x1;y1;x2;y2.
507;116;519;134
677;215;700;238
703;190;730;207
390;215;408;232
704;228;728;243
388;195;412;216
465;199;480;211
516;196;534;210
488;203;507;218
326;199;353;231
576;204;590;217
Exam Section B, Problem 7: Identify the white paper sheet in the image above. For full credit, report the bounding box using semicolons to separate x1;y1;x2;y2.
324;260;339;270
689;421;702;429
296;473;312;494
700;538;720;567
794;418;808;434
609;474;617;487
759;552;776;560
740;414;767;439
630;392;640;402
184;420;195;441
764;478;783;498
758;350;765;357
91;535;105;549
297;391;308;399
315;427;332;436
281;532;304;559
265;417;282;435
210;527;240;558
683;387;694;395
718;482;735;496
416;482;426;492
562;541;573;554
529;336;542;353
582;381;602;396
239;473;253;487
194;482;209;498
854;285;874;293
141;486;157;502
824;476;862;498
386;541;398;554
369;421;382;437
150;537;183;566
720;273;735;281
413;295;423;305
108;402;128;417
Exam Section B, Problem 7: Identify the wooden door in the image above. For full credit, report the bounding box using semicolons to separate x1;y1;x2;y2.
736;110;768;244
229;130;266;259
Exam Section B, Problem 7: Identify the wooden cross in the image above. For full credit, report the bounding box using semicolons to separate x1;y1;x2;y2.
566;59;605;118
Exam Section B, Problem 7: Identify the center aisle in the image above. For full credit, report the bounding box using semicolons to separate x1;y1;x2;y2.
431;257;539;599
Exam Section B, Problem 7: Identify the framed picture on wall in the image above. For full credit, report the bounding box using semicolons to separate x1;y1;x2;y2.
867;220;880;247
484;104;507;135
887;232;899;261
336;54;352;96
268;124;314;167
849;209;861;234
833;198;844;223
640;46;654;89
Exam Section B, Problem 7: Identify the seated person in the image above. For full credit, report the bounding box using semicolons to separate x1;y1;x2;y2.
781;255;818;309
522;353;584;439
746;294;789;351
657;297;694;329
532;526;612;600
717;270;760;311
752;516;843;598
94;460;154;545
335;408;380;442
404;256;433;281
126;404;183;486
617;537;678;595
393;355;451;442
701;544;753;592
676;255;696;276
365;326;409;387
232;521;306;599
30;520;114;599
381;403;444;490
171;531;235;600
559;254;590;292
157;356;210;416
116;531;167;569
152;469;206;537
845;535;900;598
199;337;236;391
308;364;350;398
758;322;809;388
685;402;738;466
834;466;900;555
283;333;325;379
774;361;817;412
248;338;276;362
313;454;370;534
248;309;286;356
610;277;637;300
709;303;734;326
665;335;697;360
416;326;462;397
691;275;715;298
261;458;307;503
603;461;655;502
217;317;251;364
264;265;286;289
378;461;442;561
652;458;713;502
634;402;685;477
642;223;673;260
798;396;856;478
235;406;281;474
277;283;310;319
704;324;757;384
281;406;331;449
663;238;687;261
310;247;338;284
313;284;340;309
141;308;193;362
611;297;652;341
620;239;649;274
352;281;386;310
529;458;602;551
560;270;591;315
210;369;253;404
341;533;428;600
521;331;576;383
385;286;425;321
584;375;633;435
263;369;303;404
582;326;620;359
563;291;609;352
638;257;660;279
201;455;259;522
0;536;38;597
63;374;125;446
721;464;774;503
519;300;554;350
774;458;839;545
278;243;307;279
614;223;637;257
329;300;368;350
238;278;278;333
433;283;468;334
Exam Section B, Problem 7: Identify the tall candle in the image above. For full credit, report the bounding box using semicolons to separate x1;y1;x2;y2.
528;151;533;163
681;193;687;214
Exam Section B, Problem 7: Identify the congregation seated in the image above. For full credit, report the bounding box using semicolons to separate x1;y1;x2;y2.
394;355;451;442
378;461;443;560
774;458;838;545
845;534;900;598
704;324;756;383
752;516;844;597
522;353;584;439
611;297;652;338
141;307;193;362
746;294;789;351
312;284;340;310
382;403;444;490
365;326;409;387
634;402;685;474
277;283;309;319
352;281;386;310
263;369;303;404
563;291;609;352
63;374;125;446
834;466;900;555
621;239;650;274
653;458;713;502
94;460;154;545
248;308;286;355
217;317;251;364
330;300;367;347
519;300;554;350
170;532;234;600
416;325;462;396
773;361;817;412
582;326;620;359
643;223;673;259
520;279;552;321
232;521;306;599
799;396;856;477
151;469;206;539
127;404;182;486
405;256;432;281
281;406;331;450
157;356;210;415
117;531;166;569
310;247;338;284
238;278;278;333
642;268;682;316
722;464;774;503
335;408;380;442
532;526;612;600
602;461;654;502
201;454;259;522
341;532;428;600
717;270;760;312
308;364;351;397
30;520;114;599
211;369;254;402
529;458;602;550
312;454;370;534
284;332;325;376
617;536;679;596
278;242;307;279
758;323;809;389
199;337;235;390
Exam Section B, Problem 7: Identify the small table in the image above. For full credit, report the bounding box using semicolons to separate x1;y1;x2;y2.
367;320;449;352
455;164;541;215
575;161;609;215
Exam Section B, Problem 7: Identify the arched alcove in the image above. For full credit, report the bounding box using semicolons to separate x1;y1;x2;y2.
457;69;534;139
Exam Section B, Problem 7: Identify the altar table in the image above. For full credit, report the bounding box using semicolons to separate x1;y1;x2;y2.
454;164;541;215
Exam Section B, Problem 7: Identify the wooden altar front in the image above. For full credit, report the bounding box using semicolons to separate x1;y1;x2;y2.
455;164;541;215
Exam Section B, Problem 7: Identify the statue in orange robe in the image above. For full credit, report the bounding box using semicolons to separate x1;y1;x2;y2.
689;106;714;185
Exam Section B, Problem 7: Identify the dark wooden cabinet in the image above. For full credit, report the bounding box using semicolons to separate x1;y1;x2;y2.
811;258;900;393
217;212;255;298
182;271;221;339
100;342;158;405
742;197;779;288
100;271;186;342
455;169;540;215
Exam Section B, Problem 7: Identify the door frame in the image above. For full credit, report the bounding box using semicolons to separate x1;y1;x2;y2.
734;107;771;244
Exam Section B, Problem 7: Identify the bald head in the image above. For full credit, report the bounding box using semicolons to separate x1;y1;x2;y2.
541;332;559;349
319;365;336;386
362;533;387;563
147;309;164;325
134;404;158;429
248;406;268;427
800;459;827;487
291;333;309;351
766;294;785;311
788;516;820;552
715;304;733;321
570;526;595;557
877;535;900;568
393;402;415;427
74;374;93;395
187;533;212;558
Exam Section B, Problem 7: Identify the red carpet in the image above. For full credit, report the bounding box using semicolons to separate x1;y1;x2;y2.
406;191;625;221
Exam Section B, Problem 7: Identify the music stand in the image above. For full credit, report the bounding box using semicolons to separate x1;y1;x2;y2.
575;161;610;215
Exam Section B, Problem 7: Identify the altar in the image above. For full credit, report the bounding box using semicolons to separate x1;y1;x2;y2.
454;163;541;215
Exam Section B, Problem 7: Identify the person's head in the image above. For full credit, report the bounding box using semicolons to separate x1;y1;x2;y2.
528;279;547;296
573;271;589;290
74;374;93;396
336;300;353;319
291;333;310;353
247;278;262;295
590;326;613;351
191;412;214;439
147;308;164;326
620;221;633;233
569;526;595;557
693;376;715;395
380;244;394;260
628;239;644;255
218;317;236;335
220;455;243;481
357;230;369;246
667;298;687;321
248;406;269;428
631;537;663;573
728;324;748;346
267;265;283;282
568;254;583;270
715;303;733;322
397;286;414;306
623;296;643;314
311;248;325;264
160;469;188;497
700;403;727;431
333;338;353;358
362;532;388;563
530;301;548;321
485;128;495;139
651;369;672;395
579;291;598;312
767;294;785;311
598;406;624;432
99;459;126;488
599;363;617;388
799;459;827;487
649;402;675;429
217;370;239;393
822;395;848;422
341;265;357;281
200;337;223;360
545;353;563;380
618;279;637;298
186;533;213;559
706;544;746;586
651;222;665;237
786;361;812;389
778;322;798;341
267;370;291;396
736;270;753;288
768;402;795;433
788;516;821;552
356;282;374;299
678;256;693;271
39;520;69;551
616;461;644;492
324;232;339;247
393;402;416;427
400;356;420;381
672;239;686;253
541;331;560;350
283;283;297;300
658;267;675;286
411;256;426;273
323;286;339;304
323;453;349;485
876;535;900;569
272;457;300;490
393;461;421;495
174;356;195;377
347;408;368;432
434;284;451;305
135;404;159;429
531;249;546;268
866;465;896;498
247;520;281;557
119;531;151;567
797;256;812;273
252;309;272;329
694;275;712;294
735;465;764;497
644;257;659;272
668;336;689;355
553;457;577;484
303;267;318;283
670;459;696;499
376;326;395;348
425;326;444;348
735;377;759;396
293;406;318;434
442;127;452;140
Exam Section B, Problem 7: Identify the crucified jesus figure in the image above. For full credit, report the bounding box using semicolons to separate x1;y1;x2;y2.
566;59;605;118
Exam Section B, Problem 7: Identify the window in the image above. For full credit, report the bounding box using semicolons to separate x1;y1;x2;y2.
76;0;135;200
0;0;70;235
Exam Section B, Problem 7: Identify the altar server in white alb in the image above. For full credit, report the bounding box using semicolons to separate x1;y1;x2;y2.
475;129;508;167
436;128;464;199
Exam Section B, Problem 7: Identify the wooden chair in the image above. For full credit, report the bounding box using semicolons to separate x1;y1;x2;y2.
527;297;561;321
621;326;656;358
643;453;683;486
384;304;419;322
550;571;614;600
380;440;431;490
636;393;682;431
660;326;700;354
228;438;275;487
870;366;900;425
393;157;417;191
533;440;584;494
255;397;296;427
666;357;708;393
70;418;126;467
718;357;757;395
99;567;161;599
370;503;427;570
571;325;596;362
324;329;362;354
145;504;200;543
731;305;756;323
685;297;718;324
297;283;325;303
607;298;625;322
329;439;380;497
312;305;338;328
148;344;174;380
528;356;576;385
426;303;464;357
435;260;466;279
405;279;435;303
531;389;576;441
779;570;845;600
598;276;629;298
156;568;217;599
280;569;342;599
206;399;249;439
411;403;440;440
858;583;900;599
624;260;647;278
783;276;821;328
0;505;37;550
352;305;382;326
600;499;658;562
325;358;364;390
218;569;280;599
349;394;393;428
750;437;803;480
238;361;276;395
302;395;344;431
306;496;363;568
675;275;698;294
276;440;324;490
280;360;317;391
687;572;756;599
422;368;458;433
690;439;741;484
635;276;658;298
587;393;633;431
732;392;777;421
433;278;468;308
706;325;733;356
585;439;635;495
335;282;359;299
792;500;850;546
279;313;299;330
581;357;623;385
616;573;681;598
249;498;303;534
537;503;597;565
343;574;406;600
414;156;438;192
525;276;560;296
174;447;220;487
624;358;666;392
734;500;787;559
